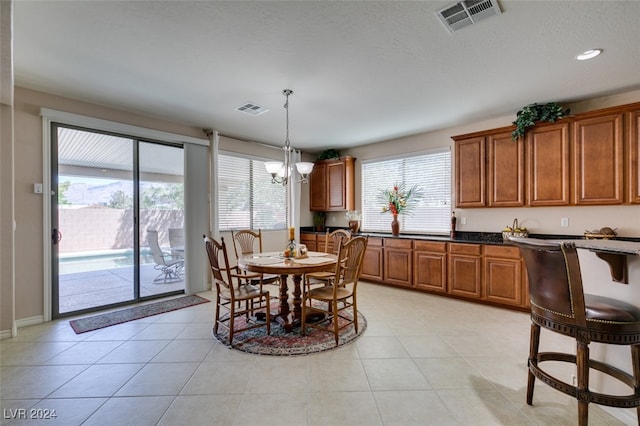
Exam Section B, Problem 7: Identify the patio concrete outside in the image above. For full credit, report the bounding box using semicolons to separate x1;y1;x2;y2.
59;263;184;314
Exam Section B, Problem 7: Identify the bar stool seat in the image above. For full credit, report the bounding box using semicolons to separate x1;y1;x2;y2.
511;238;640;425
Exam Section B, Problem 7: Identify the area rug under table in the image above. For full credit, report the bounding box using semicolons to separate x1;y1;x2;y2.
213;308;367;356
69;294;210;334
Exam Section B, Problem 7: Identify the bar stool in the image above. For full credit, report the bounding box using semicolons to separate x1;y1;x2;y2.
512;238;640;425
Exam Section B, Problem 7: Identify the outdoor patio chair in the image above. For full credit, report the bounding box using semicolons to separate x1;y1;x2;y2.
147;229;183;283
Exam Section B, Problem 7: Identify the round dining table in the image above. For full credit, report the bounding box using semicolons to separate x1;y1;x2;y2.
238;252;337;332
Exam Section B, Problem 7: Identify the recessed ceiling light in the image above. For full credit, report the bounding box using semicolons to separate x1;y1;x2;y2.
576;49;602;61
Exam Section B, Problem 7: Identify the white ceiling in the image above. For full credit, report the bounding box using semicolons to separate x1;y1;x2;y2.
13;1;640;152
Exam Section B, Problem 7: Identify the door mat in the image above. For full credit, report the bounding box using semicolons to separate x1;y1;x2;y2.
69;294;210;334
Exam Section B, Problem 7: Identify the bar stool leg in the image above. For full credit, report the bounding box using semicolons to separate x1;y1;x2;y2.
632;344;640;424
577;339;589;426
527;323;540;405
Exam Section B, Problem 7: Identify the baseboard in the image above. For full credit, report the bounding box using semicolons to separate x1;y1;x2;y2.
0;329;13;340
16;315;44;328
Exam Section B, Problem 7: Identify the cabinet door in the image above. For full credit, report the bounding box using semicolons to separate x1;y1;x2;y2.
526;122;570;206
309;162;327;211
448;243;481;298
414;251;447;292
300;233;317;252
483;256;522;307
488;131;524;206
448;254;482;298
326;161;345;210
383;239;412;287
572;113;624;205
629;109;640;204
361;238;383;282
455;137;486;207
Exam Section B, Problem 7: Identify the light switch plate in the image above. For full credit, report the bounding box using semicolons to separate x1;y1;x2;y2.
561;217;569;227
34;183;43;194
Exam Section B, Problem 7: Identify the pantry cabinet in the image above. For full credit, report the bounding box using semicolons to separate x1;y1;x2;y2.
309;156;355;211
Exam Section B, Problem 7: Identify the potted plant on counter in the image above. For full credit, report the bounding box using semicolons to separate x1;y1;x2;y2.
313;211;326;232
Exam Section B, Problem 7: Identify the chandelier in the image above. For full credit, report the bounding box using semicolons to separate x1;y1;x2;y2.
264;89;314;185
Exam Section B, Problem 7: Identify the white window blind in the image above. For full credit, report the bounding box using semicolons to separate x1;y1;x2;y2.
361;149;451;234
218;153;286;230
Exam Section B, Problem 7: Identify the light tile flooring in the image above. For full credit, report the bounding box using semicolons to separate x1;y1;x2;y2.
0;283;633;425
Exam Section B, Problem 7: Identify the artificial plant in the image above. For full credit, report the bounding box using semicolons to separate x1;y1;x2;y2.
511;102;570;140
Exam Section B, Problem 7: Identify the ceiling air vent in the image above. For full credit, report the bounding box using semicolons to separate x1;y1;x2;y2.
235;102;269;116
435;0;501;33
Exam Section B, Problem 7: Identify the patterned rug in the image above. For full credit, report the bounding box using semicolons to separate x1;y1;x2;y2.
69;294;210;334
213;306;367;356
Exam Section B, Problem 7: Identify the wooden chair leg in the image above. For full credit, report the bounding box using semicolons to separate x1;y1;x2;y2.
527;323;540;405
577;340;589;426
333;300;339;345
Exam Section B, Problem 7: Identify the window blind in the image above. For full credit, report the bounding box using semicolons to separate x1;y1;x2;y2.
361;149;451;234
218;153;286;230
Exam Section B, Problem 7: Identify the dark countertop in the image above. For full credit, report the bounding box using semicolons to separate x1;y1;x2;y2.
300;227;640;245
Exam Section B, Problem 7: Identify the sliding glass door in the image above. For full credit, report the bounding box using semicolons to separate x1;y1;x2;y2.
51;125;184;318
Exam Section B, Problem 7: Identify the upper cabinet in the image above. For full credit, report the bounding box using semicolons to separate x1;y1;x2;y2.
454;136;486;207
630;107;640;203
572;112;624;205
309;156;355;211
526;122;570;206
453;101;640;208
487;130;525;207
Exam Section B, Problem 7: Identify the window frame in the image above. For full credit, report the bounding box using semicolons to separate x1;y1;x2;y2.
360;147;452;235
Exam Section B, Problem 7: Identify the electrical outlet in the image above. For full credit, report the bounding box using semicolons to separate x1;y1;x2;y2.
460;217;467;225
561;217;569;227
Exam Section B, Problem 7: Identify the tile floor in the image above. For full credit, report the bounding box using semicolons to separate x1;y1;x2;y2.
0;282;633;425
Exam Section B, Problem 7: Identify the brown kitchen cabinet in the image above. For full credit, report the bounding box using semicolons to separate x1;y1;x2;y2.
526;122;570;206
454;136;486;207
488;130;525;206
448;243;482;298
360;237;383;281
572;112;624;205
413;241;447;293
299;232;317;252
383;238;413;287
629;107;640;204
309;156;355;211
483;245;523;307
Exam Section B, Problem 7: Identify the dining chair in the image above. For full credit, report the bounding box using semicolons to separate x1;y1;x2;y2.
511;238;640;426
304;229;352;289
301;235;368;345
204;235;270;345
147;229;183;283
231;229;280;288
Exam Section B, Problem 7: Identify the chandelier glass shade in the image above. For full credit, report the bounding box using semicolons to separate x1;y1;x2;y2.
265;90;313;185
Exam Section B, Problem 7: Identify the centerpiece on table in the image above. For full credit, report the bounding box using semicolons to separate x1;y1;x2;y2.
378;183;422;236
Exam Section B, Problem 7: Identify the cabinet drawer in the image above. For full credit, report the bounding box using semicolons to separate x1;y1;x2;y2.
367;237;383;247
414;241;447;252
484;245;521;259
300;233;316;243
449;243;481;255
384;238;412;249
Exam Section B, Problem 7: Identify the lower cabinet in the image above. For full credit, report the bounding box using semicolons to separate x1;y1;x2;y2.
383;239;412;287
483;245;523;307
448;243;482;298
361;237;384;281
414;241;447;293
359;236;527;311
300;232;317;252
